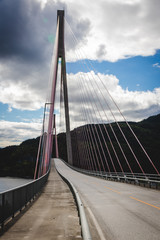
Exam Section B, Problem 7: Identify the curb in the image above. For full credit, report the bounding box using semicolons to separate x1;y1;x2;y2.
55;164;92;240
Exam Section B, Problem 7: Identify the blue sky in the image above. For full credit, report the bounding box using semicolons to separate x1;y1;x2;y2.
0;0;160;147
0;104;43;123
92;52;160;92
67;51;160;92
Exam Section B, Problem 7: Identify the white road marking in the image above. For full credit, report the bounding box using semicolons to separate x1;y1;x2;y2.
87;206;106;240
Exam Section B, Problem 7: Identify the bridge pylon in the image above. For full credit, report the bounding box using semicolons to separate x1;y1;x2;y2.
57;10;73;165
35;10;73;178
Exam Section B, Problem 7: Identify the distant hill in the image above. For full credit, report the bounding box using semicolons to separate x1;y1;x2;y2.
69;113;160;174
0;113;160;178
0;137;39;178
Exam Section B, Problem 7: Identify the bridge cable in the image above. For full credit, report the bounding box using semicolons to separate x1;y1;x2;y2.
64;17;159;176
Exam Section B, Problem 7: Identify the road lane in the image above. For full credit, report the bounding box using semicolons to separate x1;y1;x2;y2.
55;158;160;240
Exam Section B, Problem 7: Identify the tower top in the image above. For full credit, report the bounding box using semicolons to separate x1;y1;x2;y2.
57;10;64;18
57;10;65;57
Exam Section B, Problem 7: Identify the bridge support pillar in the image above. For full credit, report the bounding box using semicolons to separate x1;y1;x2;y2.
57;10;73;165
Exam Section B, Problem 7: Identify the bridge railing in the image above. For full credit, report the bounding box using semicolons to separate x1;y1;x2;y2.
0;169;50;228
60;159;160;190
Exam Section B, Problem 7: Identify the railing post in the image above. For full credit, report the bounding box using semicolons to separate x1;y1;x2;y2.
20;189;22;212
12;190;15;218
25;186;28;207
1;194;5;228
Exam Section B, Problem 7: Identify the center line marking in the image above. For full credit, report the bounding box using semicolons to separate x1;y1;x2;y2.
104;186;121;194
130;196;160;210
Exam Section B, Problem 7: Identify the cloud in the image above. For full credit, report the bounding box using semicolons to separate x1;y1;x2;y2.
0;0;55;111
96;44;107;60
153;63;160;68
65;0;160;62
0;0;92;110
67;71;160;128
0;0;45;62
1;69;160;147
0;60;46;110
7;105;12;112
0;120;42;148
0;0;91;61
1;0;160;63
0;0;160;147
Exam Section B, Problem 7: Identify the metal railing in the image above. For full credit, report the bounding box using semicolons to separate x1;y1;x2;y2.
60;159;160;190
55;165;92;240
0;169;50;228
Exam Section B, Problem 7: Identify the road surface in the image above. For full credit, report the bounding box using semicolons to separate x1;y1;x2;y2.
55;158;160;240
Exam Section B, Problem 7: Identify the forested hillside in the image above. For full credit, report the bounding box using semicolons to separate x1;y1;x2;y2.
60;114;160;174
0;138;39;178
0;114;160;178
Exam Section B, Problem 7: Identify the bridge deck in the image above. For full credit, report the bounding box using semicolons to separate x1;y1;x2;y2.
0;160;82;240
55;159;160;240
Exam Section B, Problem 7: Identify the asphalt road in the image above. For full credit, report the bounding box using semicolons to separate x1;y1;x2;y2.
55;158;160;240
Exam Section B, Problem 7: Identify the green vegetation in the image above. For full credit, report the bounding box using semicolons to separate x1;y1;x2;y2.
0;138;39;178
69;114;160;174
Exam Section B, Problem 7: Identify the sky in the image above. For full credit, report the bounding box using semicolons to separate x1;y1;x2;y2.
0;0;160;147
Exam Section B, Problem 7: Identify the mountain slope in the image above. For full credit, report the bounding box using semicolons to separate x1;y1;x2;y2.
0;113;160;177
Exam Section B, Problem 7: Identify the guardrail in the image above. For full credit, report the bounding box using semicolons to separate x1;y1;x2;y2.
55;163;92;240
60;159;160;190
0;169;50;228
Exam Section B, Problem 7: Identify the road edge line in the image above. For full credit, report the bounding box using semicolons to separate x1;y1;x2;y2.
86;207;106;240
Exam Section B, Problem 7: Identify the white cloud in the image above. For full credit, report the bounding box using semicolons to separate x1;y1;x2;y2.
0;60;48;110
0;120;42;148
0;80;43;110
1;70;160;147
64;0;160;62
7;105;12;112
153;63;160;68
67;71;160;128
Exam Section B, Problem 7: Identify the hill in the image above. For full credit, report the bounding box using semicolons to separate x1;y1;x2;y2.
69;113;160;174
0;138;39;178
0;113;160;178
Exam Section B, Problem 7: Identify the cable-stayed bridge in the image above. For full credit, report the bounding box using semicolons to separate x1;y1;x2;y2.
0;10;160;240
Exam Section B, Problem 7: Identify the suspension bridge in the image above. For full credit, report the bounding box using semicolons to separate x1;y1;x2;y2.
0;10;160;240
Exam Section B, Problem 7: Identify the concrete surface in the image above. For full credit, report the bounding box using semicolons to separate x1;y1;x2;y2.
0;160;82;240
55;159;160;240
